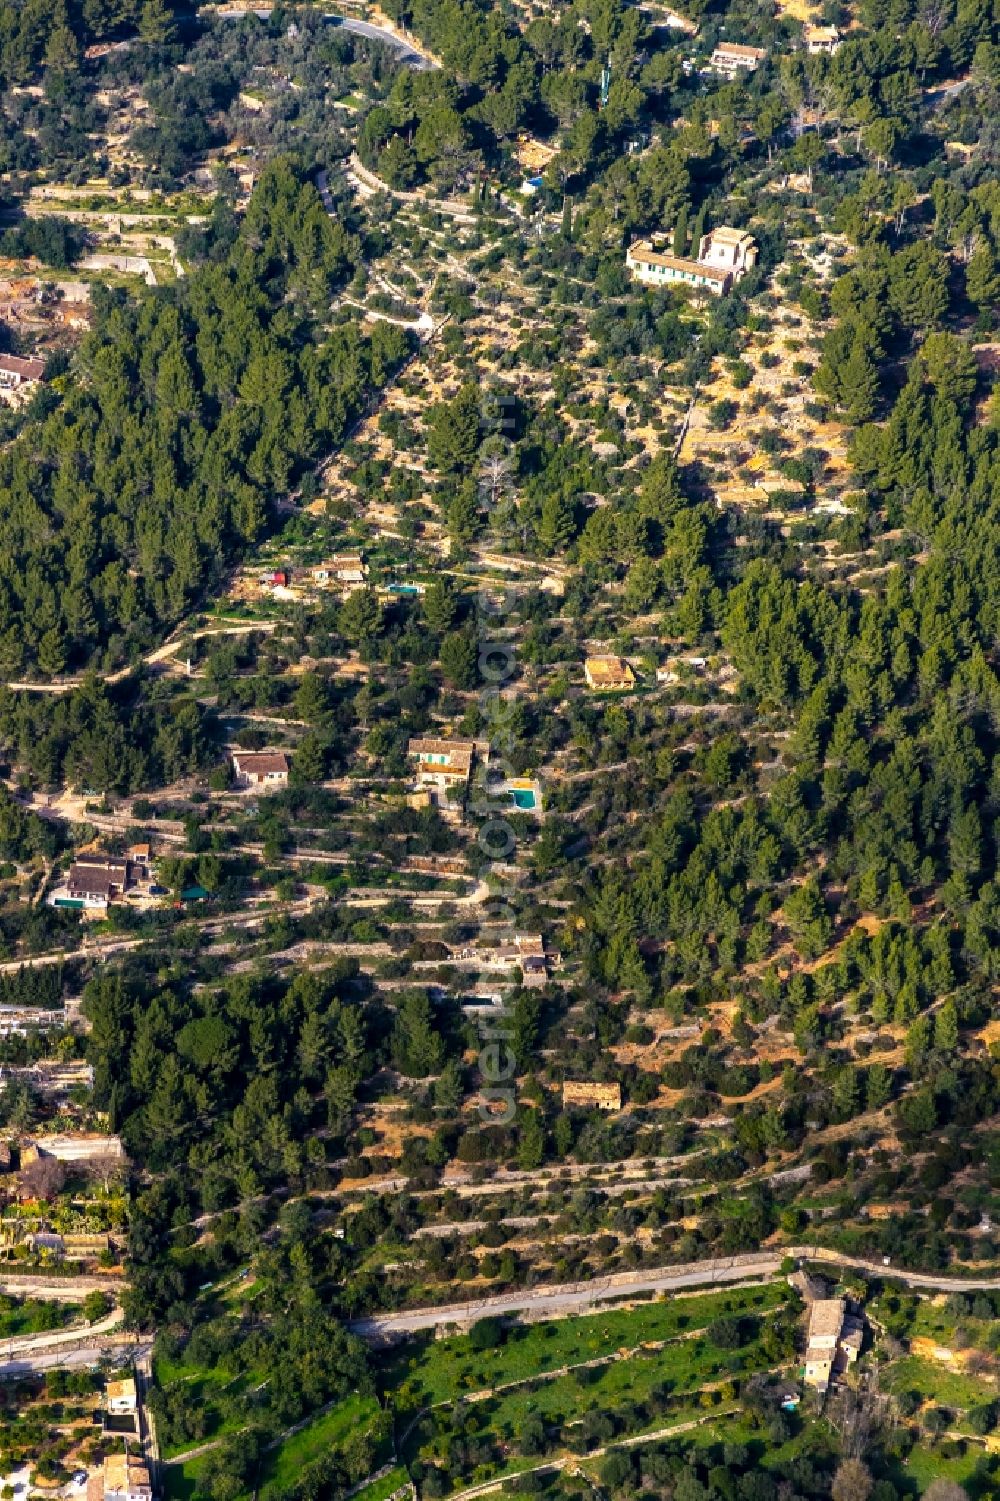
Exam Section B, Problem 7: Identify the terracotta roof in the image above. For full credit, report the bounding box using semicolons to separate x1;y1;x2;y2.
233;751;289;775
0;354;45;380
627;246;730;284
515;935;545;957
408;738;476;770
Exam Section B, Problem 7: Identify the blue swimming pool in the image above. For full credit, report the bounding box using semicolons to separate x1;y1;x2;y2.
511;788;537;810
388;583;422;595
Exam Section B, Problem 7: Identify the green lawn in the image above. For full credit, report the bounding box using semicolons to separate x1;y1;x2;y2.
258;1393;385;1498
904;1299;995;1354
884;1355;998;1420
154;1353;270;1459
161;1453;211;1501
384;1282;788;1408
352;1465;410;1501
0;1296;74;1338
583;1405;996;1499
893;1438;995;1495
427;1400;747;1498
161;1395;388;1501
405;1324;789;1483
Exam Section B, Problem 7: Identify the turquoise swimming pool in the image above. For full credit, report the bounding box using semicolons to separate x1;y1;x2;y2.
388;583;422;595
511;788;538;810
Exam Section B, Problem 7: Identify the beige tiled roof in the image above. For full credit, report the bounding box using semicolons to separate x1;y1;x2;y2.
585;655;636;685
807;1298;845;1339
706;226;755;245
713;42;766;58
104;1452;151;1491
408;738;475;771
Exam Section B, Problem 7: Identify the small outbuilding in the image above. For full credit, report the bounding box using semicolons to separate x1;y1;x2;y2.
584;655;636;691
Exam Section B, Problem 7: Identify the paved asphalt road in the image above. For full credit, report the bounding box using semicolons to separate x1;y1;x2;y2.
350;1245;1000;1340
335;15;437;67
0;1340;152;1379
350;1254;781;1338
209;8;438;67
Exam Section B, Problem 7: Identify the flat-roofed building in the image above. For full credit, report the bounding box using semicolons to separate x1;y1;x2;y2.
105;1377;138;1415
27;1132;124;1161
455;933;559;987
697;226;759;282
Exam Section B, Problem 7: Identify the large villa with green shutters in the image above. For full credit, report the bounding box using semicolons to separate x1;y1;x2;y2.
626;226;759;296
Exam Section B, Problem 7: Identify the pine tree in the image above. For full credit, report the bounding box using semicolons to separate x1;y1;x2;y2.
427;384;481;475
447;486;480;546
672;203;688;257
291;733;327;785
43;1;79;73
865;1062;892;1110
423;579;458;634
140;0;176;44
36;627;66;677
538;492;576;550
966;239;1000;309
690;203;707;256
933;997;959;1054
517;1107;545;1170
839;338;880;420
440;628;478;689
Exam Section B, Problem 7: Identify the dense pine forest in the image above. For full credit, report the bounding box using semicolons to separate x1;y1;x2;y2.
0;0;997;1497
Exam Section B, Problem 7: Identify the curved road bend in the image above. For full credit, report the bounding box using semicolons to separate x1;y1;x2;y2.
207;8;438;68
350;1245;1000;1339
